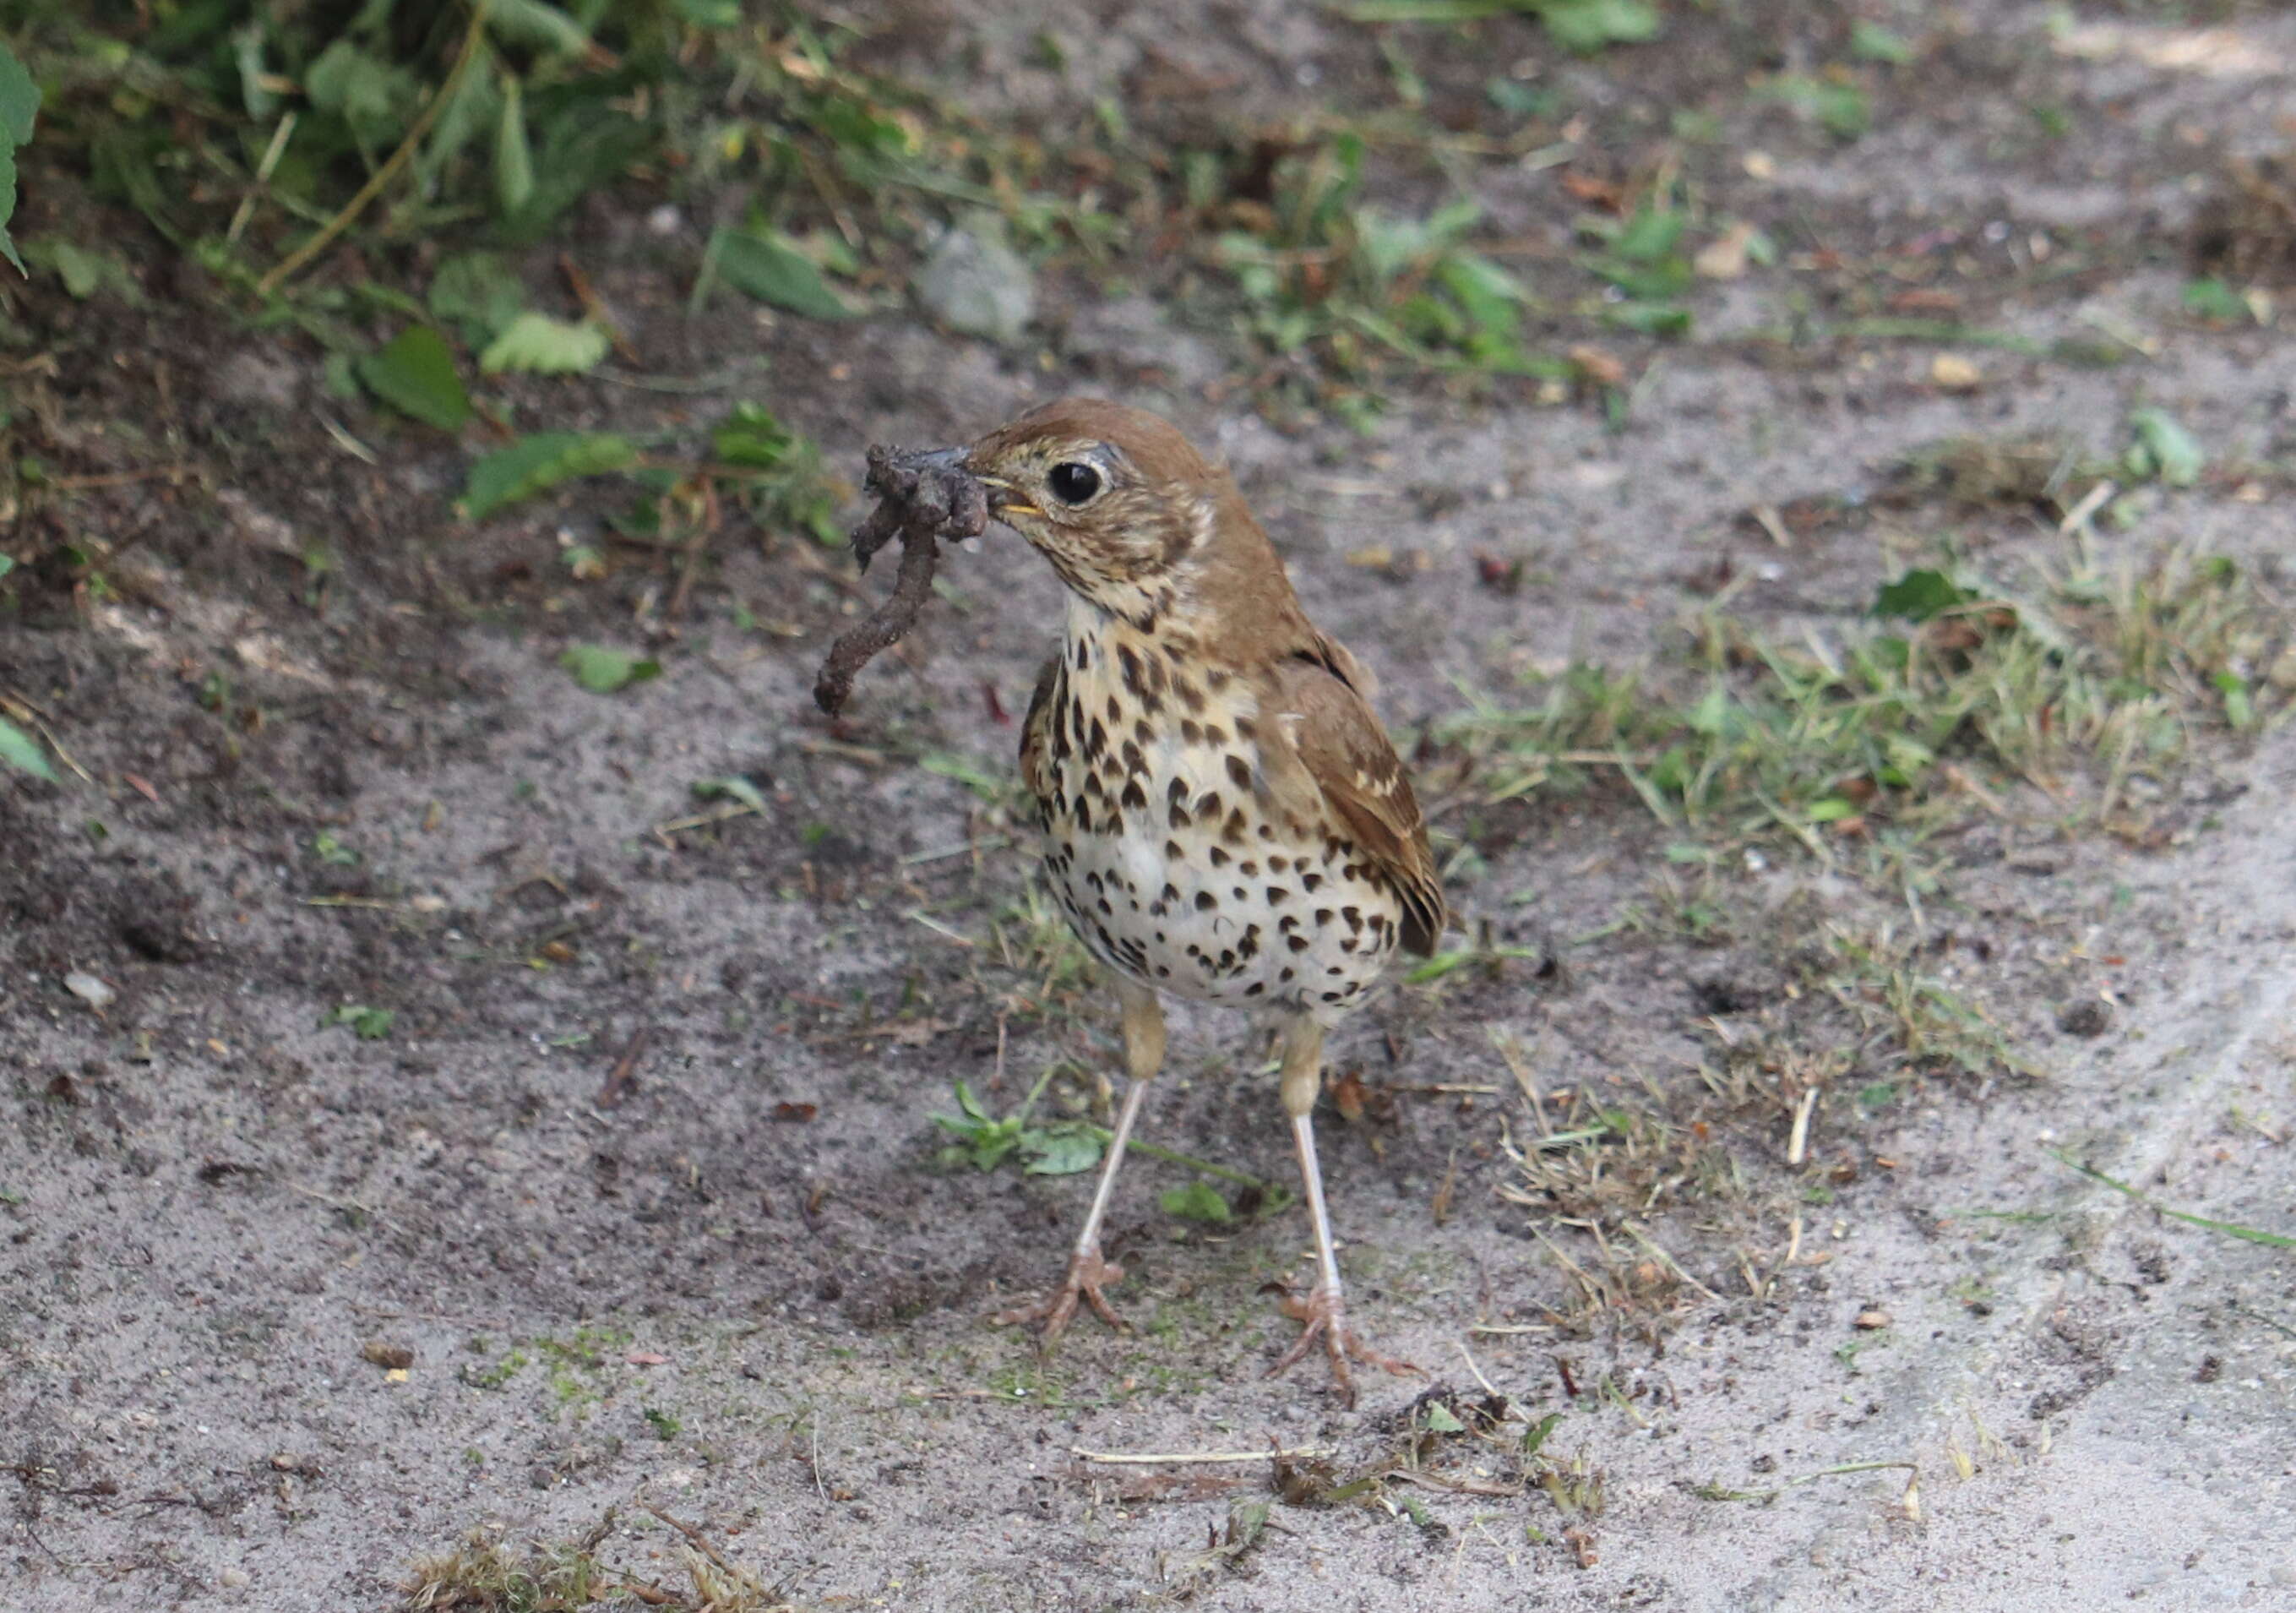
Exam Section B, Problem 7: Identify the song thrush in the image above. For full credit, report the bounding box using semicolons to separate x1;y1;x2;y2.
960;398;1445;1403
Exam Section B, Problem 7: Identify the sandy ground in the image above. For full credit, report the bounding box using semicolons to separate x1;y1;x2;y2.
4;3;2294;1609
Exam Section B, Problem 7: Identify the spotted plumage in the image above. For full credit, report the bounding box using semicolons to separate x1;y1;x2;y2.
1020;611;1416;1020
965;397;1445;1403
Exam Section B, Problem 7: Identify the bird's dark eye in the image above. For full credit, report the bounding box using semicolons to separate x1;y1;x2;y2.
1046;461;1102;506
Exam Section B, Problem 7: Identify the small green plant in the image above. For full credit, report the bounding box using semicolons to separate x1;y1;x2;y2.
558;644;660;695
1159;1180;1233;1224
324;1004;395;1040
1820;925;2027;1082
0;38;40;274
933;1070;1105;1176
1211;133;1557;381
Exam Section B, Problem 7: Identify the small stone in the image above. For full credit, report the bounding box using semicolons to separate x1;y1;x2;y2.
916;216;1036;344
360;1340;415;1371
65;972;117;1011
2057;1000;2112;1037
214;351;302;411
218;1567;250;1590
1853;1308;1891;1330
1930;354;1983;390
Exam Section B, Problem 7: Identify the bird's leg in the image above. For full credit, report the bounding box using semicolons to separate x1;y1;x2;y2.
1266;1016;1419;1406
995;978;1164;1348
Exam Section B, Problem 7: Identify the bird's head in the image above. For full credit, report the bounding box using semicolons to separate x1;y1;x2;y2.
965;398;1229;627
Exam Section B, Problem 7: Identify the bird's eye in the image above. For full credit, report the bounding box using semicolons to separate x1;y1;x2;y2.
1046;461;1102;506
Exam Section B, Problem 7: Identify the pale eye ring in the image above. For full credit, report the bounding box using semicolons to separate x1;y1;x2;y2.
1046;461;1102;505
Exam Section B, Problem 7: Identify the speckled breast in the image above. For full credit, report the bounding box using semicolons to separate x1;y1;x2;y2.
1030;618;1406;1020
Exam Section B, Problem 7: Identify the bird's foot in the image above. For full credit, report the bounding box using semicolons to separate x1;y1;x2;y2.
994;1245;1129;1350
1266;1284;1422;1408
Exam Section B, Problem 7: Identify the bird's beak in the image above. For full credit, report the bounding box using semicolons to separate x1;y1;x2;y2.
960;447;1041;520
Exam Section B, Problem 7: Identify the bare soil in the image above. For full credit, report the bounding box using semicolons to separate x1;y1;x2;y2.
4;3;2293;1609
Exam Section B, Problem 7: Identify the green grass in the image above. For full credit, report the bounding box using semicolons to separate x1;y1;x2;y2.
1447;539;2287;870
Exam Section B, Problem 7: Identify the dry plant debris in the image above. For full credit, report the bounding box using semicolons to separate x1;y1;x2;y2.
812;444;987;716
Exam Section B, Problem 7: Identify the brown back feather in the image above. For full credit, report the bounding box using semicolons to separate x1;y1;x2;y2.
1260;647;1445;956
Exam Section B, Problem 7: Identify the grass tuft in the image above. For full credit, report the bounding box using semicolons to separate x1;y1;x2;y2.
1449;538;2288;861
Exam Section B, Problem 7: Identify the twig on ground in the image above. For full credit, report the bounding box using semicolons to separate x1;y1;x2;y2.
1072;1447;1336;1465
596;1026;651;1109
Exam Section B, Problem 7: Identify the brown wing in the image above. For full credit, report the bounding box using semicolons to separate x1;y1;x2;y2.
1260;648;1445;956
1017;654;1064;815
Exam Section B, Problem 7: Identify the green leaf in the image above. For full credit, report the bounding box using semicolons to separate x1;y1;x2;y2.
560;644;661;695
712;402;794;468
0;36;34;270
1872;567;1976;622
1613;205;1686;264
356;327;471;430
1685;684;1733;736
24;239;140;302
483;0;595;57
1020;1126;1105;1176
305;41;418;152
0;149;19;277
1602;300;1691;336
2126;406;2204;488
2215;671;2255;730
1850;21;1916;64
494;74;535;221
0;715;57;782
1770;75;1870;140
1538;0;1662;53
462;430;639;519
677;0;743;24
46;240;101;298
1421;1402;1466;1433
1521;1411;1563;1456
416;37;499;191
498;106;650;241
480;311;610;374
692;775;769;812
326;1005;395;1040
707;226;854;320
231;21;274;119
1435;253;1525;339
1160;1180;1233;1224
1806;798;1858;823
2182;277;2249;325
0;40;42;145
428;251;527;347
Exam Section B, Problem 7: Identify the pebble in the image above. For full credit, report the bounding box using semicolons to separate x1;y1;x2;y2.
917;218;1035;344
65;972;115;1010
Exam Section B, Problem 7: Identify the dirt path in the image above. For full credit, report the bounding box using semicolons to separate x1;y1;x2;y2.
4;3;2294;1609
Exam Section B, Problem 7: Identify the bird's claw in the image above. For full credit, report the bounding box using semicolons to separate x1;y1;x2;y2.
1267;1284;1421;1408
995;1246;1130;1349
